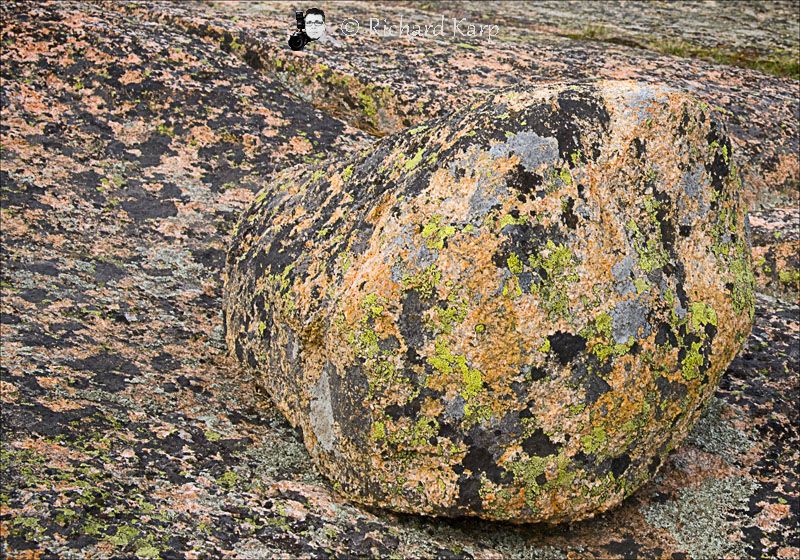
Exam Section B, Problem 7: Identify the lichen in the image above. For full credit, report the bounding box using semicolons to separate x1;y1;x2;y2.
376;415;439;451
345;294;407;397
402;264;441;299
427;338;486;420
421;215;456;249
528;240;580;319
429;294;469;335
497;214;527;230
507;253;524;275
357;89;378;119
644;476;758;559
580;425;608;454
371;420;386;441
404;147;425;171
681;301;718;381
585;312;634;362
217;470;239;489
729;245;755;320
688;302;718;332
685;397;753;463
626;219;668;273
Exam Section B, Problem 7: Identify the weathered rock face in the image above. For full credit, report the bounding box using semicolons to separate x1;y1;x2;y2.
223;81;755;523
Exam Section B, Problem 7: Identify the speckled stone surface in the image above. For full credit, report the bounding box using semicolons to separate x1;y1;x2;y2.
1;1;798;558
109;0;799;210
224;81;755;523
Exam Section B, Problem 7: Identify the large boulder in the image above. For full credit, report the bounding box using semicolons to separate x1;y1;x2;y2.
223;81;754;523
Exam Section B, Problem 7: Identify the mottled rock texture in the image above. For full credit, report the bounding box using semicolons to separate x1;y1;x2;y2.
3;1;797;557
223;81;755;522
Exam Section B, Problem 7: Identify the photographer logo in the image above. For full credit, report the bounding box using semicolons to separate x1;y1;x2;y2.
288;8;327;51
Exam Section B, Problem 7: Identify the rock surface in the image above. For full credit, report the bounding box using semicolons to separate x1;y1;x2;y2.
223;81;755;522
111;0;799;209
2;1;797;557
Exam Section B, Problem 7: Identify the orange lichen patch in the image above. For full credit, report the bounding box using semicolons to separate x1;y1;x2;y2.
14;439;89;469
31;377;62;390
153;483;206;516
39;396;92;412
287;136;314;156
4;548;43;560
754;501;792;532
187;125;216;146
0;381;19;403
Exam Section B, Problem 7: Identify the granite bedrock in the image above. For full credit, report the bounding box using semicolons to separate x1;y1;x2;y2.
223;81;755;523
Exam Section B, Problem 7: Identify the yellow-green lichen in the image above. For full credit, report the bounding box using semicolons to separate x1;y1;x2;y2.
341;164;354;182
402;264;441;299
404;147;425;171
107;525;140;547
363;293;385;318
680;301;718;381
357;89;378;119
730;247;755;319
502;275;523;299
497;214;527;230
508;454;548;510
507;253;524;274
427;338;486;420
337;250;352;275
581;425;608;454
345;294;407;396
680;341;705;382
558;166;572;185
634;277;650;294
462;366;483;402
538;338;551;353
371;420;386;441
217;470;239;489
586;312;634;362
377;415;439;452
688;302;718;331
421;215;456;249
429;294;469;335
626;221;668;273
528;240;580;319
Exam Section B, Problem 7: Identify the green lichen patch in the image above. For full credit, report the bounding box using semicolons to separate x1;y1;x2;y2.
404;147;426;172
421;215;456;250
528;241;580;319
427;338;488;422
508;454;549;510
402;264;442;299
681;301;718;381
625;198;669;274
428;293;469;335
581;425;608;455
584;312;634;362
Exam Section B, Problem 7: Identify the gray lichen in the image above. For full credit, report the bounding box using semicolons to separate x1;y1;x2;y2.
644;476;758;559
685;397;754;464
